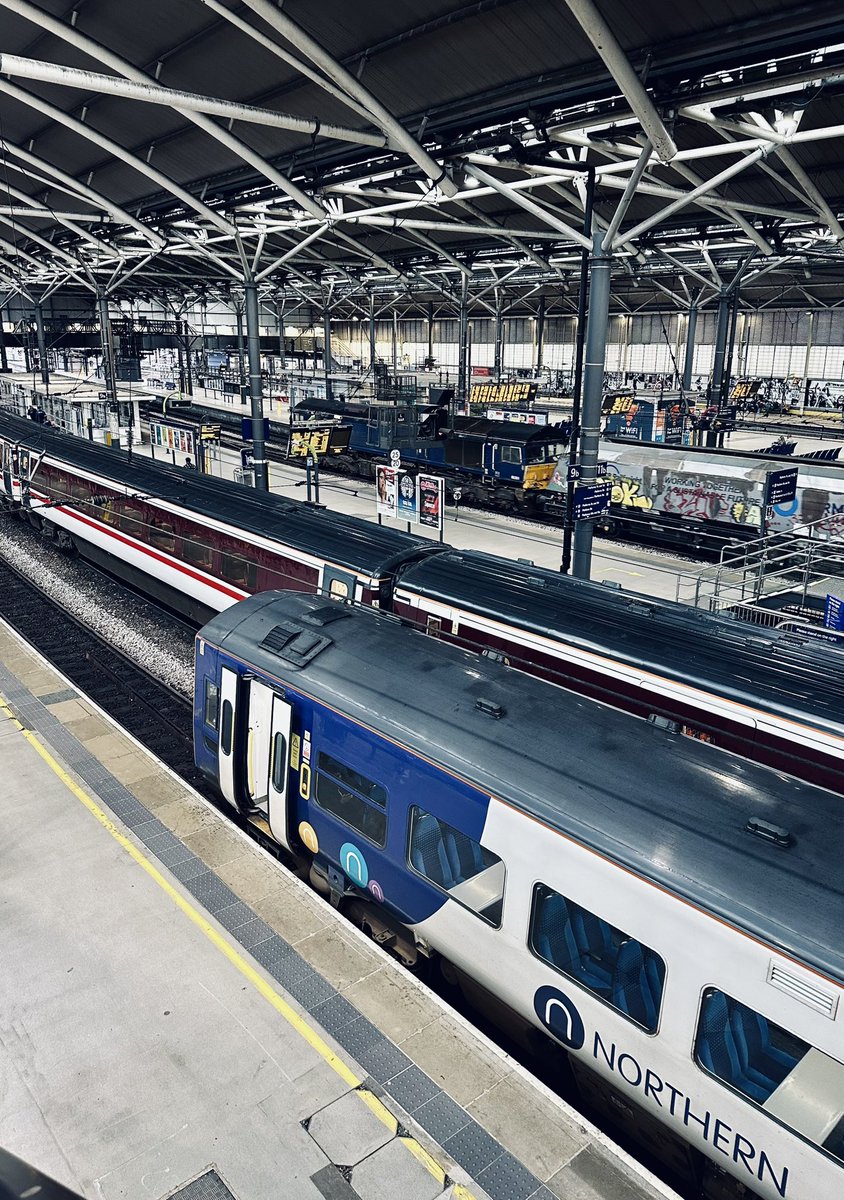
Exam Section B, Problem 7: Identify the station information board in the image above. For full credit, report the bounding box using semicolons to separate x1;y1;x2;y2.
572;480;613;521
470;381;538;408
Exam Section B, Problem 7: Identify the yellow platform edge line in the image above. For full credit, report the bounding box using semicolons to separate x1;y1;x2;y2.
0;697;474;1196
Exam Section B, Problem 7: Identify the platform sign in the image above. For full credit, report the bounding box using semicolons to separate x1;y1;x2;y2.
470;381;538;409
200;423;222;442
824;594;844;631
765;466;799;507
572;481;612;521
241;416;270;442
289;426;332;458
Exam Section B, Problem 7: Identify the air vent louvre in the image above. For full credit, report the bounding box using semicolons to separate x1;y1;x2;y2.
767;962;839;1019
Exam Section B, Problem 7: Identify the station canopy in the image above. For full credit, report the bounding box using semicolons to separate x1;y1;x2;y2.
1;0;844;315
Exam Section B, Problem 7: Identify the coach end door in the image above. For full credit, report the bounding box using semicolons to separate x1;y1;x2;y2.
246;678;294;851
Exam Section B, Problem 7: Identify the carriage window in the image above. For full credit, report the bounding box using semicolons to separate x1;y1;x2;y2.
315;752;386;847
221;552;257;590
407;807;504;927
203;680;219;730
328;578;350;599
271;733;288;791
149;520;176;553
184;536;213;571
220;699;233;754
529;884;666;1033
693;988;844;1165
119;505;146;538
500;444;522;464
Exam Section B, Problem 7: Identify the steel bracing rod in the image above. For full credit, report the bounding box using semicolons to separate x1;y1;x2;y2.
237;0;457;195
0;140;165;248
0;216;90;286
570;166;796;222
254;224;331;282
562;0;677;163
196;0;376;123
0;54;387;148
104;252;160;296
603;139;652;251
665;159;774;256
464;164;591;249
620;148;768;246
0;0;396;274
0;180;116;256
747;115;844;244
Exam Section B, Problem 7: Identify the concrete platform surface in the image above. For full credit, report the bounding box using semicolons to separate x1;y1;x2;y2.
0;623;678;1200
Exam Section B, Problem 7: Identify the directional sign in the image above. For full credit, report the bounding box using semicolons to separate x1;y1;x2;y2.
572;480;612;522
824;594;844;632
765;466;798;507
241;416;270;441
566;461;606;483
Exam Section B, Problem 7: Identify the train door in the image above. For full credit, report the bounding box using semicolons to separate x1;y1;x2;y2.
218;666;239;812
246;679;293;850
1;443;10;497
322;565;356;602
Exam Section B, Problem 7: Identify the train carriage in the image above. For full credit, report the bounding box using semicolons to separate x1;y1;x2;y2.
392;549;844;794
195;591;844;1200
0;411;440;623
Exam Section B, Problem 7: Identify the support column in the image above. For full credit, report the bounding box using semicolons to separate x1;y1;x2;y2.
457;273;469;408
682;304;698;390
801;311;815;415
276;296;285;365
391;309;398;376
493;299;503;382
723;292;740;406
34;302;49;387
182;321;194;395
368;294;376;369
426;301;434;367
244;280;269;492
98;293;120;448
322;307;333;404
0;308;7;371
572;234;612;581
235;300;247;404
535;295;546;377
710;293;730;403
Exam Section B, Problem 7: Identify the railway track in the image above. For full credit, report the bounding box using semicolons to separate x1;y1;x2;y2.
0;554;207;794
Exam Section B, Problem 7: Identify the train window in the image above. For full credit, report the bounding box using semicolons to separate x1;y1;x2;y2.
328;579;350;600
221;552;257;591
204;680;219;730
407;807;504;927
500;444;522;465
271;733;288;792
315;752;387;847
183;536;213;571
119;505;146;538
220;699;233;755
693;987;844;1168
149;520;176;553
529;884;666;1033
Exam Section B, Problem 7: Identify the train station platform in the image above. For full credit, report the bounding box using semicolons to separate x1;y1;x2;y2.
0;622;677;1200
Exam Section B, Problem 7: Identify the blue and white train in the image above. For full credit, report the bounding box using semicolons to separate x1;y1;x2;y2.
195;591;844;1200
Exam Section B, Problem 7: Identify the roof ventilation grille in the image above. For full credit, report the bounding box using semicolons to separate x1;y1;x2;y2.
745;817;792;848
768;962;839;1019
260;622;331;667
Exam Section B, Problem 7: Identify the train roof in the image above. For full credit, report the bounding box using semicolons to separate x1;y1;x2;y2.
396;550;844;738
0;411;439;576
598;438;844;486
201;591;844;986
451;416;568;443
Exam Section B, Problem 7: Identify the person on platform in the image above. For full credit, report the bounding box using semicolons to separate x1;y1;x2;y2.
184;456;195;469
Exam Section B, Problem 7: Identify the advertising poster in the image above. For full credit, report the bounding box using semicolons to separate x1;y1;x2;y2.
417;474;443;530
397;471;418;521
375;465;397;518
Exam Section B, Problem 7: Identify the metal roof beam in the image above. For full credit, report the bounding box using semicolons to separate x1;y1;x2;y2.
562;0;677;163
0;53;388;148
0;140;165;248
464;164;592;249
237;0;457;195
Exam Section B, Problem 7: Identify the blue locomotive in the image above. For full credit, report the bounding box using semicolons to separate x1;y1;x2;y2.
195;590;844;1200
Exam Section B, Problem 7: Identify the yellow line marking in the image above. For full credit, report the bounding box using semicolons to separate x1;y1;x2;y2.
0;696;474;1195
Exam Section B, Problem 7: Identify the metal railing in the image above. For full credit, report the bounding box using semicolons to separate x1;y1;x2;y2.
677;517;844;619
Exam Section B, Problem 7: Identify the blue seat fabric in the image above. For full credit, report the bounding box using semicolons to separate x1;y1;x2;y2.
533;893;612;995
610;939;665;1033
411;812;455;888
697;993;801;1104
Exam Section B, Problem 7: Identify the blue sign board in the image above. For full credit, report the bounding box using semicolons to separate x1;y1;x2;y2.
824;594;844;631
765;466;798;506
573;481;612;521
241;416;270;441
